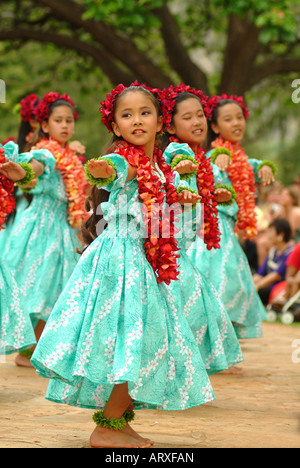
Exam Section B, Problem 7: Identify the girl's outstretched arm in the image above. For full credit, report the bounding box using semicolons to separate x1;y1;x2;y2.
173;159;198;175
0;160;27;181
88;158;137;182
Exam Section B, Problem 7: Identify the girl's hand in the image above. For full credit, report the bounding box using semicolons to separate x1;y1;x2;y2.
258;165;275;186
215;154;232;171
88;159;115;179
177;190;201;206
173;159;198;175
215;188;232;204
0;160;27;181
22;179;38;190
69;140;86;155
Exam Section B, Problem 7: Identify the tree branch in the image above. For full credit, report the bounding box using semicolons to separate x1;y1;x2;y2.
34;0;173;87
0;28;134;85
219;14;262;95
246;56;300;89
154;4;209;93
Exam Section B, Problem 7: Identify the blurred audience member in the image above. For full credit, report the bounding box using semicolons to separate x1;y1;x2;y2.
255;182;284;266
279;186;300;240
253;219;294;305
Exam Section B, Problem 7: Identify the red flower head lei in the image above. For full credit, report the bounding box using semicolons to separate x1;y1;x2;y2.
34;92;79;124
159;83;211;130
207;93;249;121
0;147;16;230
19;94;40;122
99;82;181;284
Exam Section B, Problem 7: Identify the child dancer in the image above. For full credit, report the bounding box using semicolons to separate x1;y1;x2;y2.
188;94;276;339
2;92;89;367
0;95;41;254
0;145;36;354
158;84;243;375
17;94;41;152
31;84;215;449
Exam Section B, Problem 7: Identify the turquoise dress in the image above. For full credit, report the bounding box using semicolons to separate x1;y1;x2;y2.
163;143;244;373
2;142;82;325
0;143;36;354
0;258;36;354
187;150;267;339
31;153;215;411
0;144;27;253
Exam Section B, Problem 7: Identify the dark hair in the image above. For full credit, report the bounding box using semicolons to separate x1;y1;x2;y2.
207;99;244;148
78;186;109;253
269;218;292;243
17;121;34;152
159;93;203;150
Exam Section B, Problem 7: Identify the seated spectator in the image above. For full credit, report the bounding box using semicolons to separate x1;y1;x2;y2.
253;219;294;305
255;183;284;267
272;243;300;308
279;186;300;240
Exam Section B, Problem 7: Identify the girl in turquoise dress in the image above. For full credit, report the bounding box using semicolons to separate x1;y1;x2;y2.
187;95;276;340
0;95;41;255
158;84;244;375
2;92;88;367
31;84;216;449
0;144;36;354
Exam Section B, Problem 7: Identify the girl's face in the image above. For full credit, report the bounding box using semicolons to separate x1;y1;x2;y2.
29;118;39;132
41;105;75;146
168;97;207;151
211;103;246;144
112;91;163;158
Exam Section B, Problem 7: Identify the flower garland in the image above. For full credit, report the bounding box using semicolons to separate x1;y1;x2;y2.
34;92;79;124
0;147;16;230
113;141;180;285
34;138;89;229
169;137;221;250
211;136;257;240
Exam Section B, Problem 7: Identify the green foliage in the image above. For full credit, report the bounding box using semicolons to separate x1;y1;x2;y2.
82;0;166;31
0;41;111;157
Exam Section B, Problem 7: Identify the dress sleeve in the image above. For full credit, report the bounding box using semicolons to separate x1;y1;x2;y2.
163;142;196;166
90;154;129;192
3;141;20;162
17;148;56;183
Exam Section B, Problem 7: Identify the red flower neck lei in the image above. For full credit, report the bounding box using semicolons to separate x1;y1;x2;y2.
169;137;221;250
34;138;89;229
113;141;180;285
211;137;257;240
0;147;16;230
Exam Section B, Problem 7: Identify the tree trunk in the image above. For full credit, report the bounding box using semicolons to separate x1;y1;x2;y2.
219;14;262;95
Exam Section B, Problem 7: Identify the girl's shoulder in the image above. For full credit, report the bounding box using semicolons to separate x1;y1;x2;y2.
2;141;20;162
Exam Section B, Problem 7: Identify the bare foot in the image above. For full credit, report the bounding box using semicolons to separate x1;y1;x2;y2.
15;354;34;368
89;426;152;448
219;366;245;375
121;423;154;446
